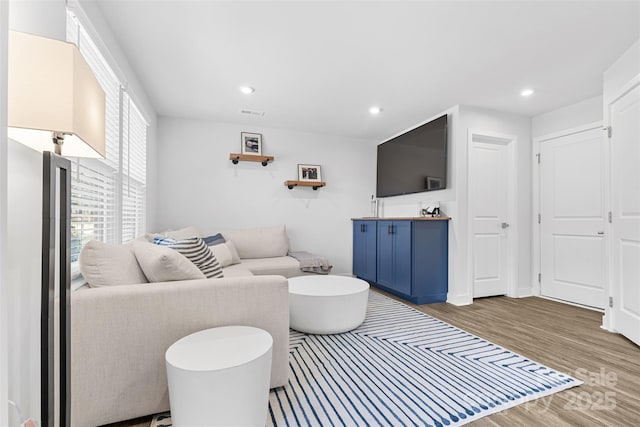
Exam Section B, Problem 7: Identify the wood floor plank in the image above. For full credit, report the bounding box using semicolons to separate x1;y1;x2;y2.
376;289;640;426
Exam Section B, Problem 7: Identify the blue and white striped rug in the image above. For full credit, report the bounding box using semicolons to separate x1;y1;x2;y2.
153;292;581;426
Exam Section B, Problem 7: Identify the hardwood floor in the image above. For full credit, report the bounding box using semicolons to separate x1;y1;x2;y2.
105;292;640;426
378;289;640;426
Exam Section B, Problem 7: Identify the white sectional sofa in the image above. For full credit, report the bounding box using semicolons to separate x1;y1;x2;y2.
71;225;306;427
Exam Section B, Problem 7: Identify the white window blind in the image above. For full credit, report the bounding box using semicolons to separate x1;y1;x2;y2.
66;11;147;263
121;93;147;243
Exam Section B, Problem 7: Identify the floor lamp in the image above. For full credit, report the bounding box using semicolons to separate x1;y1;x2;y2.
7;31;105;427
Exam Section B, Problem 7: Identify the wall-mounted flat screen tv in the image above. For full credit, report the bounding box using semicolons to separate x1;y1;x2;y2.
376;114;447;198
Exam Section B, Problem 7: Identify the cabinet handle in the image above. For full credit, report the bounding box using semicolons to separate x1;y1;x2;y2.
363;224;367;232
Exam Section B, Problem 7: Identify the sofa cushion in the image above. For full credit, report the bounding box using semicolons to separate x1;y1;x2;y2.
79;241;148;288
222;225;289;259
221;266;255;277
225;256;305;278
209;242;239;268
155;237;224;278
133;241;206;282
226;240;242;264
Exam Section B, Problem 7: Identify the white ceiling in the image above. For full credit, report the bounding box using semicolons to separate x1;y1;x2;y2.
94;0;640;140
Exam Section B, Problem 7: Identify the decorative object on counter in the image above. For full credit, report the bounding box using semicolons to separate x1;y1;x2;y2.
421;202;441;217
241;132;262;155
370;195;379;218
297;164;322;182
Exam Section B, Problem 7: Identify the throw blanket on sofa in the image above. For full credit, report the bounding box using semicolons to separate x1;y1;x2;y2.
288;251;332;275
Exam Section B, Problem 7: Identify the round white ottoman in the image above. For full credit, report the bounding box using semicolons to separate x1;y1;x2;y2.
165;326;273;427
289;275;369;334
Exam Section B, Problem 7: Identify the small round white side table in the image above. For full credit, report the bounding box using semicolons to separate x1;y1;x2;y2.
289;275;370;334
165;326;273;427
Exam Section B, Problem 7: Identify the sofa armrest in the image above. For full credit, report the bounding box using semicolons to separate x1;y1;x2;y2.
71;275;288;427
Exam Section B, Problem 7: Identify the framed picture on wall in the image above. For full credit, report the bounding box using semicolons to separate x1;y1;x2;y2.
298;164;322;182
241;132;262;156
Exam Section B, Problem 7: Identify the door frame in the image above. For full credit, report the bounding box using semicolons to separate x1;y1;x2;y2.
604;73;640;333
467;129;518;298
531;121;608;303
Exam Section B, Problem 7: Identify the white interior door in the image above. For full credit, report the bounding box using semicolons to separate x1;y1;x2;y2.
610;83;640;346
470;140;510;298
540;128;606;308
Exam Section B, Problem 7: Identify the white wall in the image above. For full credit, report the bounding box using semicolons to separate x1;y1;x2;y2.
0;1;9;424
156;118;376;274
531;95;603;137
604;39;640;106
378;105;531;305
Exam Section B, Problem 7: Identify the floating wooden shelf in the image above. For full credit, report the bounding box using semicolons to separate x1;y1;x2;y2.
285;180;326;190
229;153;274;166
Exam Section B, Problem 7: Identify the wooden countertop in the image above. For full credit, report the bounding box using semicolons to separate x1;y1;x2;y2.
351;217;451;221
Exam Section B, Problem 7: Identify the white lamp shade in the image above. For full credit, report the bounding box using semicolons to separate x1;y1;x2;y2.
8;31;106;158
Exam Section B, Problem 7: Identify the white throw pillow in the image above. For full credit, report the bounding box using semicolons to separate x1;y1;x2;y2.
225;240;242;264
79;240;148;288
222;225;289;259
209;243;233;267
133;241;205;282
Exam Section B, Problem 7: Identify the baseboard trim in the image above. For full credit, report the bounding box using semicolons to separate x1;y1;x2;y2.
447;294;472;306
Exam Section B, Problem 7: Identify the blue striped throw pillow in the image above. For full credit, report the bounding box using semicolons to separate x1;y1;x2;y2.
154;236;224;278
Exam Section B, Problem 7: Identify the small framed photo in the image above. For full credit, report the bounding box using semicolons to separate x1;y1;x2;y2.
298;164;322;182
241;132;262;156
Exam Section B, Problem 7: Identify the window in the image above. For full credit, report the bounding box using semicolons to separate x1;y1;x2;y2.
121;93;147;242
67;11;147;263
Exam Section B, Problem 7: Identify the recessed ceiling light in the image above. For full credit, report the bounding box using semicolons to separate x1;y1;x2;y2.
520;88;534;97
369;106;382;115
240;86;255;94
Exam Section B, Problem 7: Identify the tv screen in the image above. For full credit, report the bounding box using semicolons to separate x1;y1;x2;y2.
376;114;447;198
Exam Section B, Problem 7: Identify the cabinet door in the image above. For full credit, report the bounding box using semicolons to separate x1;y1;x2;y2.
353;221;376;281
392;221;413;295
412;220;448;302
376;221;395;288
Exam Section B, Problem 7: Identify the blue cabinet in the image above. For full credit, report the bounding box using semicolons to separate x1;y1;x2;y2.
352;220;377;282
352;218;449;304
377;221;412;295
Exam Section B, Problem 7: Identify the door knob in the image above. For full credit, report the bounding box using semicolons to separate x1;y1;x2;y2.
501;222;510;229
